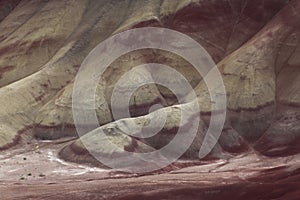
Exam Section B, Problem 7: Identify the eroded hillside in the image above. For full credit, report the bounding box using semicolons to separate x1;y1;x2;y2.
0;0;299;199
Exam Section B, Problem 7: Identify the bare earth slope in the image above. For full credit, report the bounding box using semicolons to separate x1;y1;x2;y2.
0;0;299;199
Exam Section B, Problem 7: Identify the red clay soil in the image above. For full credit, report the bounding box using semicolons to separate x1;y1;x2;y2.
0;138;300;200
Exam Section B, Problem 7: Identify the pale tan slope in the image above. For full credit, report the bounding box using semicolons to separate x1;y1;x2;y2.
34;46;201;136
30;0;217;136
0;41;77;147
51;0;288;123
0;0;87;87
0;0;165;147
0;0;292;155
34;51;169;134
0;0;130;147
